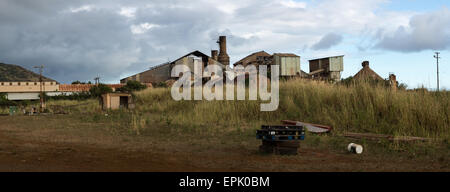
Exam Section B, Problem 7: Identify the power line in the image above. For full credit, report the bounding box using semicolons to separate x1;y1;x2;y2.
94;74;100;85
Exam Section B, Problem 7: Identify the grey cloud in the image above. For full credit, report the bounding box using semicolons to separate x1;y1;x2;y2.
311;33;343;50
376;8;450;52
0;0;228;83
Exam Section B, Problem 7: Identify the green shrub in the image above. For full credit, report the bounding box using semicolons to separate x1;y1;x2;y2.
89;84;113;98
116;80;147;93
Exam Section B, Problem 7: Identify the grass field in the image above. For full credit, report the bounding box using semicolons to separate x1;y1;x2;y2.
0;79;448;171
132;79;449;139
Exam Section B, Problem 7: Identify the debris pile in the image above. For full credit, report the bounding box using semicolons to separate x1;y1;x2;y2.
256;125;305;155
282;120;332;133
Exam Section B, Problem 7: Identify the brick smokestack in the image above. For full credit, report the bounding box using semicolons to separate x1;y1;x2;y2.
211;50;218;61
362;61;370;68
389;73;397;91
217;36;230;66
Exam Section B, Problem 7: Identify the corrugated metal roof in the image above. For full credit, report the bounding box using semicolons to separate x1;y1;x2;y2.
308;55;345;61
273;53;299;57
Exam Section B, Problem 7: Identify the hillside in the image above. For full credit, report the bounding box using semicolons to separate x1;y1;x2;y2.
0;63;55;82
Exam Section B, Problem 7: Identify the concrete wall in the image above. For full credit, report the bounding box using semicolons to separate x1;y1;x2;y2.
110;96;120;109
102;93;132;110
123;63;172;84
329;71;342;82
6;92;40;100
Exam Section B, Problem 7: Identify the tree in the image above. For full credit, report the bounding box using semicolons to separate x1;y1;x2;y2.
117;80;147;92
89;84;113;98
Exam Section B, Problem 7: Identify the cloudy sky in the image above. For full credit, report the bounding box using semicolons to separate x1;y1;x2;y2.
0;0;449;89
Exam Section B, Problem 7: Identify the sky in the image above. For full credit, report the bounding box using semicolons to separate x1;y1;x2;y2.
0;0;449;89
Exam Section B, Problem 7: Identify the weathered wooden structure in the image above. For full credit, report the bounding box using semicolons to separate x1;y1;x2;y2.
256;125;305;155
309;55;344;81
101;93;134;110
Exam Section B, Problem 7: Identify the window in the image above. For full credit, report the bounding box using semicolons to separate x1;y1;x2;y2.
50;82;53;85
9;82;12;85
34;82;37;85
26;82;29;85
1;83;3;86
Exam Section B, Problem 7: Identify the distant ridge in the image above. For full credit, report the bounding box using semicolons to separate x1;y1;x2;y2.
0;63;56;82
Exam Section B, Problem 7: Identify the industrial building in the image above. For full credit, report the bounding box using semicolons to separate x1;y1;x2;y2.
233;51;272;67
121;36;229;85
0;82;139;101
308;55;344;82
353;61;398;90
353;61;383;81
0;81;59;100
233;51;307;77
121;50;225;84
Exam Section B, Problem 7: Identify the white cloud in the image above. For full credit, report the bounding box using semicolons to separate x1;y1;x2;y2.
130;23;159;34
70;5;93;13
119;7;137;18
280;0;307;9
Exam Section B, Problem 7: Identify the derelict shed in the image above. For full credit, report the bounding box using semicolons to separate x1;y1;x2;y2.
272;53;301;76
101;93;134;110
309;55;344;81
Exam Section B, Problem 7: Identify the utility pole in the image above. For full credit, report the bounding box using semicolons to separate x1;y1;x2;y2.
94;75;100;85
434;52;440;92
34;65;45;112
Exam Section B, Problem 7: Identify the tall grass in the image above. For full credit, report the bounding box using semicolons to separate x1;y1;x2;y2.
133;79;449;139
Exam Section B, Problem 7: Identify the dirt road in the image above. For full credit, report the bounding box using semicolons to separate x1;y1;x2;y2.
0;116;448;172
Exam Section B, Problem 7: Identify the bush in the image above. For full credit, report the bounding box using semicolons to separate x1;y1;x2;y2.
156;81;168;88
45;92;92;101
117;80;147;93
89;84;113;98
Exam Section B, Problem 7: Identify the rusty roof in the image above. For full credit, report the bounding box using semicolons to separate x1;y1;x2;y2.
353;65;383;81
273;53;299;57
59;84;93;92
59;84;126;92
233;51;271;66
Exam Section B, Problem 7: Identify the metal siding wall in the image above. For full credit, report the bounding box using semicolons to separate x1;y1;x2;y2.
329;57;344;72
281;57;286;76
280;57;300;76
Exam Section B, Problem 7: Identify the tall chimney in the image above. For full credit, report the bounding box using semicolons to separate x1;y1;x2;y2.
211;50;218;61
389;73;397;91
362;61;369;68
217;36;230;66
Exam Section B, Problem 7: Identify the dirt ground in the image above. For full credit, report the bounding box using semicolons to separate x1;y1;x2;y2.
0;115;448;172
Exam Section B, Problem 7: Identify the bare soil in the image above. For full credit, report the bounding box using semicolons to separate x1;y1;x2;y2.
0;115;448;172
